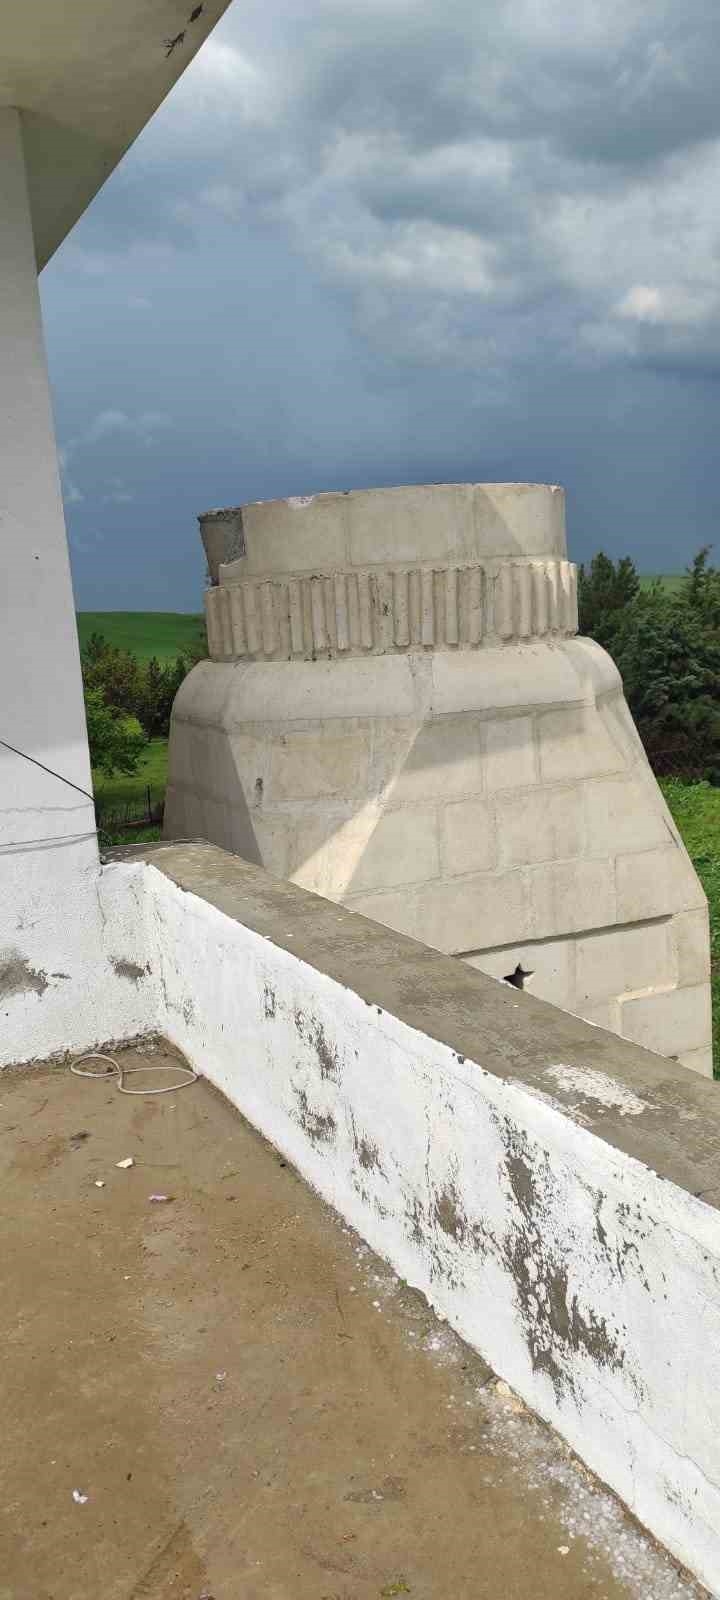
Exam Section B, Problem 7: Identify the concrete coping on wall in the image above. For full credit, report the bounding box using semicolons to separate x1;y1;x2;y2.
112;839;719;1205
106;839;720;1591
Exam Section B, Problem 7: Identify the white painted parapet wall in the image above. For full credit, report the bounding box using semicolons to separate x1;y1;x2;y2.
107;843;720;1594
5;836;720;1588
166;484;712;1075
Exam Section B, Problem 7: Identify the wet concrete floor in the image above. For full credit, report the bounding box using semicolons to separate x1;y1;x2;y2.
0;1044;708;1600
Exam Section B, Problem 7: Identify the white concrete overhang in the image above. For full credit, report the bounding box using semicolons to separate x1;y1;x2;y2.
0;0;234;268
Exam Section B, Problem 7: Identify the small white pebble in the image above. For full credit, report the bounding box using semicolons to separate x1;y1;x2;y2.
94;1180;105;1189
558;1546;570;1556
72;1490;88;1505
215;1371;227;1381
372;1300;381;1308
348;1286;357;1294
116;1157;134;1170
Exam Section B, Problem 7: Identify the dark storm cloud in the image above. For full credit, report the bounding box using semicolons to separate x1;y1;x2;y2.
39;0;720;608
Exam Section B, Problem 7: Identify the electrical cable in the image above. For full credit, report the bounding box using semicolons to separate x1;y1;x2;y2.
0;737;97;803
69;1052;197;1096
0;737;116;850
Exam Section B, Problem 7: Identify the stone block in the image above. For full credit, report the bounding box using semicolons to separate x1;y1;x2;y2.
528;857;616;939
242;492;351;575
440;798;495;876
537;705;621;784
348;482;476;566
671;909;712;988
288;813;338;896
431;642;583;716
416;869;528;955
197;728;253;802
383;716;484;806
188;728;217;797
344;884;421;942
348;806;440;895
616;847;706;923
678;1046;714;1079
484;716;537;791
194;795;234;855
226;732;270;796
558;636;622;698
171;659;236;726
166;724;196;789
248;813;291;877
597;693;647;770
464;934;574;1011
497;784;584;866
583;775;671;858
576;997;621;1034
575;920;673;1006
620;984;712;1058
268;727;371;802
162;783;195;842
223;656;419;723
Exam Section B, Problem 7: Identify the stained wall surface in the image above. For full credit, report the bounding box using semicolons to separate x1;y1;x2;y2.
110;841;720;1594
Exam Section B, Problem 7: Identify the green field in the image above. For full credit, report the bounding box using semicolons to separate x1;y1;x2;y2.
638;573;685;595
94;737;168;813
77;611;204;663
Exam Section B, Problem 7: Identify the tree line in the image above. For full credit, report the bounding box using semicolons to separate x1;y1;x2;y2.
578;547;720;784
82;627;207;775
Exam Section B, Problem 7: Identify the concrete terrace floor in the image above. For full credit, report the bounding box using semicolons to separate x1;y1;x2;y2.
0;1044;709;1600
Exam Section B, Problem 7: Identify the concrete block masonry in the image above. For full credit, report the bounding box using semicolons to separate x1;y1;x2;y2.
165;482;712;1076
94;842;720;1594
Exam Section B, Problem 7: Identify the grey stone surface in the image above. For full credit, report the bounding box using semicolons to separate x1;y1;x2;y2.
165;483;712;1074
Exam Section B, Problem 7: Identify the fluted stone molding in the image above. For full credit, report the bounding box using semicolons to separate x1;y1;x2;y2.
205;558;578;661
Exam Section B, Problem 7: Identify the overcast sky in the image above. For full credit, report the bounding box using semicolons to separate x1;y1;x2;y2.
41;0;720;611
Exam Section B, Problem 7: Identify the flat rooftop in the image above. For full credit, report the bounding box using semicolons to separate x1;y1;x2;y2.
0;1044;706;1600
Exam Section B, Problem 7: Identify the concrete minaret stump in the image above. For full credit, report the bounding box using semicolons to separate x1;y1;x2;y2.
165;483;712;1075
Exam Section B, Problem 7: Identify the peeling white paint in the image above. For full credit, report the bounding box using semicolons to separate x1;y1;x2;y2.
7;841;720;1594
544;1064;648;1117
108;856;720;1598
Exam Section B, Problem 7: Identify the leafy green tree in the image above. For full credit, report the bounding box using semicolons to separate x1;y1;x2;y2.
141;655;166;738
611;593;720;781
684;546;720;630
81;634;143;719
577;550;720;783
84;688;146;776
577;552;640;648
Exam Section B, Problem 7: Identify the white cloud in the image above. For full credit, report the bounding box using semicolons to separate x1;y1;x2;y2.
55;0;720;377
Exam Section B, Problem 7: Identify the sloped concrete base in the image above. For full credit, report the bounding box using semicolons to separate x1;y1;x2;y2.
165;636;712;1074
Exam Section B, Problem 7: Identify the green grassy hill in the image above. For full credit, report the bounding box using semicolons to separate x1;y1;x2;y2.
77;611;204;664
638;574;685;595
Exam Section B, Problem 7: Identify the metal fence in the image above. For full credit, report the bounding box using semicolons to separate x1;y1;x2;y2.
95;785;165;834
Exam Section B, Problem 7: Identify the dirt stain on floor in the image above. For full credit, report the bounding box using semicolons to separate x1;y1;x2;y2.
0;1047;707;1600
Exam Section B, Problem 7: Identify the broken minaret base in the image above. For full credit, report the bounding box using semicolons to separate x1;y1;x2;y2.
165;483;713;1075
